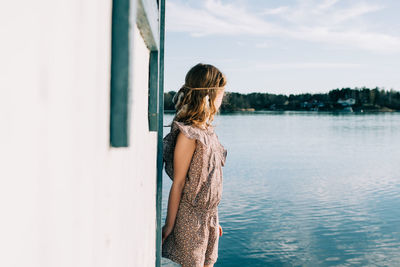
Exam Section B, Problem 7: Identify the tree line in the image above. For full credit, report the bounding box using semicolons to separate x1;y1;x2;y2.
164;87;400;112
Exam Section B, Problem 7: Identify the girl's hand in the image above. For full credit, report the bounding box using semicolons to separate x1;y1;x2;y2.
219;224;223;237
162;224;174;244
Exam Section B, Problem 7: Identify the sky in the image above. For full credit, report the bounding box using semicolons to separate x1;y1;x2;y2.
164;0;400;95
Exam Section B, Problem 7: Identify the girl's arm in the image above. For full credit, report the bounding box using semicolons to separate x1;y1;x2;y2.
164;131;196;228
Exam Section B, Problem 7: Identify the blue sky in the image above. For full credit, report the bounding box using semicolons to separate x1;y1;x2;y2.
164;0;400;94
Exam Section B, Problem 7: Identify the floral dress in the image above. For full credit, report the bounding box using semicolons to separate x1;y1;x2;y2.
162;120;228;266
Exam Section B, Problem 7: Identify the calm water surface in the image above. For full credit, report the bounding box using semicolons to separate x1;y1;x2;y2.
162;111;400;266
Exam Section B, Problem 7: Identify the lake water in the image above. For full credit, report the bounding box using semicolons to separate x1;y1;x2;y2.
161;111;400;266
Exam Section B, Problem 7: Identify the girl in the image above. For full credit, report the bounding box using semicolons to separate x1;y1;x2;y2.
161;63;228;267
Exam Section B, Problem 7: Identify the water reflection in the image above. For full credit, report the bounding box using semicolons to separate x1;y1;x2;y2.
162;112;400;266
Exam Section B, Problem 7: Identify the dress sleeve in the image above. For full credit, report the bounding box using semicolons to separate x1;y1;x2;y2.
162;121;205;181
173;121;202;141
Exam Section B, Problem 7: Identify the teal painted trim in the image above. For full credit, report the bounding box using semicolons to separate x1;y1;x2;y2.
148;50;158;132
110;0;131;147
155;0;165;266
137;0;159;50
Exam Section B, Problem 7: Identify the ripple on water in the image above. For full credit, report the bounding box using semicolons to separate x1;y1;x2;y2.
162;113;400;266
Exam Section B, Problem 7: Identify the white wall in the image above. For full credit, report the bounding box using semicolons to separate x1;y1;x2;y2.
0;1;157;266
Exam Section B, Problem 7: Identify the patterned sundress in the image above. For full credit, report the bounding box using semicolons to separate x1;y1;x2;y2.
162;119;227;266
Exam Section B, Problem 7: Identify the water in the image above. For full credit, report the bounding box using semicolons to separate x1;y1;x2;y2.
161;111;400;266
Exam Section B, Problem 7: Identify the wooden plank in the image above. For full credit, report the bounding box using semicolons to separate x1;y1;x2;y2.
148;50;158;132
110;0;131;147
155;0;165;266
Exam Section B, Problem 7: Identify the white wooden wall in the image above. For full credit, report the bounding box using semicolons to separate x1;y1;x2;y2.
0;1;157;266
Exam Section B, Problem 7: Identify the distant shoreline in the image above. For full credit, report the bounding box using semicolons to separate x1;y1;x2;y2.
163;87;400;113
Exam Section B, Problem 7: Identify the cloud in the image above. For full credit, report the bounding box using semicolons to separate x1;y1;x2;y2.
224;62;364;72
254;62;364;70
166;0;400;53
318;0;341;10
166;0;280;37
274;0;385;26
261;6;289;15
255;42;271;48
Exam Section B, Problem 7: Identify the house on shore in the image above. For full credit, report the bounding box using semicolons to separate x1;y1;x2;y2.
0;0;165;266
337;98;356;106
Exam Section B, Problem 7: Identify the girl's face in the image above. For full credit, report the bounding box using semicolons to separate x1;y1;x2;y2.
213;87;225;110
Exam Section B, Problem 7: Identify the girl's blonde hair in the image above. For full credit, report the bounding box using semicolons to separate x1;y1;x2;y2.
172;63;227;129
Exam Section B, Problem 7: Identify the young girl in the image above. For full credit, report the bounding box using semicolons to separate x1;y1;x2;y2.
161;63;228;267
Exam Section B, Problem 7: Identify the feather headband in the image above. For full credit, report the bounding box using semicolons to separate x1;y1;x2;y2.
184;85;225;90
172;85;224;109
